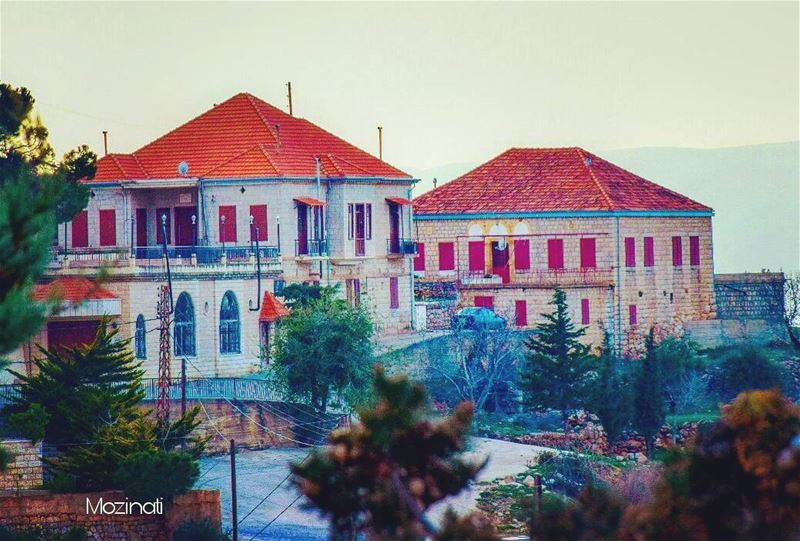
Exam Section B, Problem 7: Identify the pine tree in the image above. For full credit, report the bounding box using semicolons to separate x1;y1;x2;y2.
590;331;632;442
520;288;595;433
632;328;665;458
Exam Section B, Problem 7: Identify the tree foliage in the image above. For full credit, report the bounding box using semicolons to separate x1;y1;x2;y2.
272;286;374;414
632;329;666;457
520;288;595;432
291;366;498;541
590;332;632;442
113;450;199;503
711;345;786;401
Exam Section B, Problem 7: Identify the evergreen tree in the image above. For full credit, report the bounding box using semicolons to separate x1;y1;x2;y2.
590;332;632;442
520;288;595;433
632;328;666;458
291;366;499;541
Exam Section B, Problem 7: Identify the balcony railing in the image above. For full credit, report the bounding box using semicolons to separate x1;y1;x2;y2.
387;238;418;256
295;239;328;257
133;245;279;263
459;267;615;288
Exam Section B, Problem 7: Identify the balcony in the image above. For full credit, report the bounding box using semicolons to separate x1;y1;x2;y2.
387;238;418;257
294;239;328;258
459;267;615;289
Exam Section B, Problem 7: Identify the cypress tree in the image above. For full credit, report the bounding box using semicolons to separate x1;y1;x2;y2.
632;328;666;458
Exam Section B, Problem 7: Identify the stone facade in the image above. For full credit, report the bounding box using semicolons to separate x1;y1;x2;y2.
714;272;784;320
0;439;43;492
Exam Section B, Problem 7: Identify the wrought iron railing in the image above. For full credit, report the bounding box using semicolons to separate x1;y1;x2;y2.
387;238;417;256
294;239;328;257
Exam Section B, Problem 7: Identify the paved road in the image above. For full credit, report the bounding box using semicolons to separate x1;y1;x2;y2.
197;437;549;540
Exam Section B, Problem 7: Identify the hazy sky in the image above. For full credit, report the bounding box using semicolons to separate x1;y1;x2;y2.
1;1;798;170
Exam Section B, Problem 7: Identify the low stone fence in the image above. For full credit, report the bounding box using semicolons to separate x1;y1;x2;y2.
0;489;220;540
0;439;43;492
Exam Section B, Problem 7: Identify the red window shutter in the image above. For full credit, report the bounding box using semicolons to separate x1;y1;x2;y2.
580;238;596;269
547;238;564;269
389;277;399;309
99;209;116;246
644;237;655;267
629;304;638;326
468;241;485;272
475;296;494;310
249;205;268;241
135;208;148;247
514;239;530;270
438;242;455;271
219;206;237;243
71;211;88;248
672;236;683;267
156;208;171;245
581;298;590;325
624;237;636;267
690;236;700;266
515;300;527;326
414;243;426;271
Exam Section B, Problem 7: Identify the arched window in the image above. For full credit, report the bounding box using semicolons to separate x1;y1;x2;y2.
174;292;196;356
134;314;146;359
219;291;241;354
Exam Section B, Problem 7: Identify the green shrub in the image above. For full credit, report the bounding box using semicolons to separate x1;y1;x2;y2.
173;520;231;541
710;346;786;401
112;450;199;503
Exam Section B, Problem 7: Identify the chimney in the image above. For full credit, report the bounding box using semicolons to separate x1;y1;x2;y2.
433;178;438;189
102;130;108;156
287;82;293;116
377;126;383;160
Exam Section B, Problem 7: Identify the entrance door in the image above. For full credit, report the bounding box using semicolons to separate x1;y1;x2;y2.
388;203;401;253
174;206;197;246
47;320;100;350
492;241;510;283
135;208;148;247
297;205;308;255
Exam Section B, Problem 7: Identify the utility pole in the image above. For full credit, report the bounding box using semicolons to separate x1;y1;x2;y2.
156;285;172;426
287;81;293;116
102;130;108;156
230;439;238;541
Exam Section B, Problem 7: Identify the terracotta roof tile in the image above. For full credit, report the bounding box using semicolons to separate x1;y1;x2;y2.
32;277;117;303
413;148;711;214
259;291;290;322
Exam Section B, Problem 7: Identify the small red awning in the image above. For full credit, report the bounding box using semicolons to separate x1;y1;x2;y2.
386;196;412;206
294;197;326;207
259;291;290;322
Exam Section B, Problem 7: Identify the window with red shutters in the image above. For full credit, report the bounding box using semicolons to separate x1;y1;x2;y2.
219;206;237;243
71;211;88;248
514;239;530;271
474;296;494;310
515;300;527;327
629;304;638;326
547;238;564;269
672;236;683;267
690;236;700;266
438;242;455;271
468;241;485;273
580;238;596;269
414;243;426;271
156;207;171;245
389;277;399;309
135;208;147;247
581;298;590;325
249;205;267;241
624;237;636;267
99;209;116;246
644;237;655;267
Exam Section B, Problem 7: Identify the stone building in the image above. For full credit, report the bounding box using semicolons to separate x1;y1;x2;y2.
412;147;716;350
16;93;417;378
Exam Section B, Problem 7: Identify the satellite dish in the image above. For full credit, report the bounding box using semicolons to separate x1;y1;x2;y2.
177;161;189;176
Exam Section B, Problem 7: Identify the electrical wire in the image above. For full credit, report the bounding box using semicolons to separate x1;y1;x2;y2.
247;493;304;541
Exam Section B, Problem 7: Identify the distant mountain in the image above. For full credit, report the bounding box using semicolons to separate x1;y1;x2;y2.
405;142;799;274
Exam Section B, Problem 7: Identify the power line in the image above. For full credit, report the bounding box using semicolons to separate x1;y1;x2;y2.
247;493;304;541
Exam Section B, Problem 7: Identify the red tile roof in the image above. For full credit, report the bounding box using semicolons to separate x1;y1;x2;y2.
259;291;290;322
90;93;410;182
413;147;711;214
32;277;117;303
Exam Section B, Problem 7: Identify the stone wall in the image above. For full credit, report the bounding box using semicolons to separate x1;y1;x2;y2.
714;272;784;320
0;489;220;541
0;439;43;492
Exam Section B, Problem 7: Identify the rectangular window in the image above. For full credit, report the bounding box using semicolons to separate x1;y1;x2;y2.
349;203;371;256
156;207;171;245
389;277;399;309
643;237;655;267
580;238;596;269
581;298;590;325
629;304;638;326
249;205;267;242
624;237;636;267
468;241;485;273
547;238;564;269
672;236;683;267
690;235;700;266
219;205;237;243
514;239;530;270
71;210;88;248
515;300;527;327
346;279;361;307
438;242;455;271
135;208;148;247
414;242;426;271
98;209;116;246
474;296;494;310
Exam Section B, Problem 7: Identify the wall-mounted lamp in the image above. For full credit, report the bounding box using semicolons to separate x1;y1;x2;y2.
240;186;246;194
90;190;96;198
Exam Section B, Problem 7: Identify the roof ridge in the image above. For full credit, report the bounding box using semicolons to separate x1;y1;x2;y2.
130;153;150;177
243;93;280;146
576;147;615;210
203;145;257;175
328;153;371;175
257;144;282;176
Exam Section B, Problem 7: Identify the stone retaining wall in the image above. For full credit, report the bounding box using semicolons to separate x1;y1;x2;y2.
0;439;43;492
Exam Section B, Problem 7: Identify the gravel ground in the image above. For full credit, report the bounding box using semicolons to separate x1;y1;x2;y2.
197;437;550;540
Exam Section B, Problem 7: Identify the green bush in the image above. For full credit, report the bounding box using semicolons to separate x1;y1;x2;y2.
112;450;199;503
710;346;786;401
0;526;85;541
173;520;231;541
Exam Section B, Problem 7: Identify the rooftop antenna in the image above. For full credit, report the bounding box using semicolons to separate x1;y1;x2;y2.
286;82;293;116
102;131;108;156
377;126;383;160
